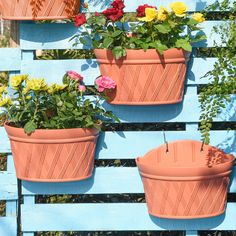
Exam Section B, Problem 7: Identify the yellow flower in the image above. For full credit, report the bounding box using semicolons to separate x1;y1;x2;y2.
192;13;205;23
170;2;188;17
157;6;169;21
25;78;47;92
47;83;68;94
0;97;12;107
0;85;7;94
139;8;157;22
11;75;28;90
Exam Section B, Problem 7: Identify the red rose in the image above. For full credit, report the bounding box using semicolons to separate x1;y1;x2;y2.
74;13;87;27
136;4;157;17
111;0;125;10
95;12;101;17
102;7;124;21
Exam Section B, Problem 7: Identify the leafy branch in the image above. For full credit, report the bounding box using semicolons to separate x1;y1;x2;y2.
199;0;236;144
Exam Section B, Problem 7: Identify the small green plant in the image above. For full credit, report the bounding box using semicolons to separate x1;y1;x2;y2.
72;0;206;59
0;72;118;134
199;0;236;144
36;49;94;60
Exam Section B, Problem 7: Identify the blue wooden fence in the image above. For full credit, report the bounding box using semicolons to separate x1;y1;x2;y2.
0;0;236;235
0;154;18;236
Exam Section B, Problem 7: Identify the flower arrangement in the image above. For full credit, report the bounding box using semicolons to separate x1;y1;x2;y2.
73;0;206;59
0;72;118;134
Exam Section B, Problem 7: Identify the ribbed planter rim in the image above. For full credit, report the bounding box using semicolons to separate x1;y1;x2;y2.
4;123;99;143
94;48;190;63
136;140;235;179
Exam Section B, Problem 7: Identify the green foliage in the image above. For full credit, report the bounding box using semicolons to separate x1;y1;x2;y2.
0;72;9;85
0;28;10;48
199;0;236;144
0;73;118;134
73;2;206;59
36;49;94;60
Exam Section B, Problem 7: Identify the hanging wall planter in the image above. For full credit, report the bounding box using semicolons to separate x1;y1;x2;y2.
94;48;189;105
136;140;235;219
5;124;99;182
72;1;206;106
0;0;80;20
0;72;117;182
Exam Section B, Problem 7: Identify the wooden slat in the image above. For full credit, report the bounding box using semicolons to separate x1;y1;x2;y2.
1;130;236;157
0;217;17;236
85;0;228;12
20;21;223;50
0;48;21;72
0;95;235;142
21;166;236;195
0;173;18;200
20;57;218;85
21;203;236;231
0;156;18;200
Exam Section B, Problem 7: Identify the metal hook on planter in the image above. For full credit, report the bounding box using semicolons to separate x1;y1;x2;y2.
162;129;169;153
200;141;205;152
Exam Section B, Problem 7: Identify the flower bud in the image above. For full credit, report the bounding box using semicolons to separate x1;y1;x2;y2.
78;85;86;92
82;2;88;8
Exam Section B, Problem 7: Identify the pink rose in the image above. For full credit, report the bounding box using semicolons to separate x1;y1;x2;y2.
67;71;83;81
78;85;86;92
95;76;116;92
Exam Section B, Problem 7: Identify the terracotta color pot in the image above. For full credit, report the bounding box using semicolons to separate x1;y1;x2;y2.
5;124;99;182
136;140;235;219
94;49;189;105
0;0;80;20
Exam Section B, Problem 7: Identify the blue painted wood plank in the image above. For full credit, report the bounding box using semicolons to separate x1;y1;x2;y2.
0;94;235;130
86;0;231;12
1;129;236;157
0;173;18;200
20;21;222;50
21;57;217;85
6;201;17;217
0;48;21;72
21;203;236;231
0;217;17;236
96;130;236;158
186;231;198;236
21;166;236;195
6;155;15;172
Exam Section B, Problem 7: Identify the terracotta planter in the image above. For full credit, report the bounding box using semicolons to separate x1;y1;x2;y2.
94;49;189;105
0;0;80;20
136;140;235;219
5;124;99;182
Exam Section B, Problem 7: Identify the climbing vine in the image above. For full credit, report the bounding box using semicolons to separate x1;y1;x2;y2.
199;0;236;144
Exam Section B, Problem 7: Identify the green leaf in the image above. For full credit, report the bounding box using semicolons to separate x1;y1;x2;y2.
149;41;168;54
155;23;171;34
112;46;126;60
168;20;177;28
175;39;192;52
191;34;207;43
103;37;114;48
112;30;122;38
24;120;37;135
188;18;198;25
95;16;106;26
79;37;88;45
